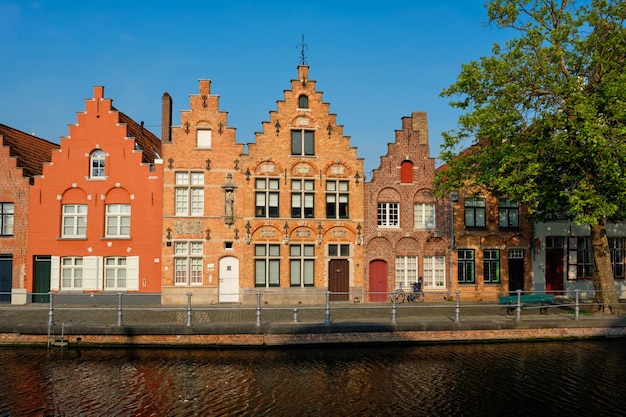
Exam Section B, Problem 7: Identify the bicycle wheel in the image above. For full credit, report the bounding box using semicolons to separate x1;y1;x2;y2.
415;291;424;303
393;291;405;303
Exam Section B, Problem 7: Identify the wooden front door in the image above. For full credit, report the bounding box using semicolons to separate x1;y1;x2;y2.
0;255;11;303
219;256;239;303
33;256;51;303
328;259;349;301
369;260;387;302
545;247;564;294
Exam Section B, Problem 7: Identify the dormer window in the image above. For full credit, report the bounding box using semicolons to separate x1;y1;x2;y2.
90;150;106;178
298;95;309;109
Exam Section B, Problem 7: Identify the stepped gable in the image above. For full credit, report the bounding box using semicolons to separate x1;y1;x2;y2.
0;124;59;178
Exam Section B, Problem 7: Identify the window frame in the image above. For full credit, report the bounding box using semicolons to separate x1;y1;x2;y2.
0;202;14;236
255;244;281;287
609;237;625;280
291;179;315;218
326;180;349;219
377;202;399;228
105;204;131;238
290;244;315;287
498;198;519;229
423;256;446;289
61;257;83;289
483;249;500;284
458;249;475;284
62;204;87;238
568;237;594;280
255;178;280;218
104;257;127;289
395;256;418;290
175;172;204;216
291;129;315;156
414;202;435;229
90;149;106;178
173;241;203;286
464;197;486;228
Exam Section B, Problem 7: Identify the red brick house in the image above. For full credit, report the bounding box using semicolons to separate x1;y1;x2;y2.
364;113;451;302
26;86;163;302
0;125;58;304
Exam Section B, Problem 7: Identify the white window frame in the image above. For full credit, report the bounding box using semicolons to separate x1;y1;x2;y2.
174;241;203;286
105;257;127;289
326;180;349;219
377;202;399;228
414;203;435;229
291;179;314;218
255;244;281;287
395;256;417;289
290;244;315;287
105;204;131;237
291;129;315;156
62;204;87;238
197;129;212;148
175;172;204;216
423;256;446;289
0;202;14;236
90;150;106;178
255;178;280;218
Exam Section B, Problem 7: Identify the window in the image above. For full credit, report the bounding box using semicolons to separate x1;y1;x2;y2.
291;130;315;156
568;237;593;280
174;241;203;285
291;179;314;218
423;256;445;289
0;203;14;236
175;172;204;216
62;204;87;238
61;257;83;289
326;180;349;219
458;249;475;284
290;244;315;287
395;256;417;289
499;198;519;228
483;250;500;283
610;237;625;279
255;244;280;287
378;202;399;227
298;95;309;109
197;129;211;148
256;178;280;217
400;161;413;183
90;150;106;178
105;204;130;237
464;197;486;228
329;244;350;257
105;257;127;289
414;203;435;229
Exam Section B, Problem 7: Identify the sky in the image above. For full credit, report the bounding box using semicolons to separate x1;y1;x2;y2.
0;1;515;177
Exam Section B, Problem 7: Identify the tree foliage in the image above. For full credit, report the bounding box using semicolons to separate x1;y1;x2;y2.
436;0;626;312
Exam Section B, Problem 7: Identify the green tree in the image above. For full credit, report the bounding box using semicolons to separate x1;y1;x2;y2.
436;0;626;314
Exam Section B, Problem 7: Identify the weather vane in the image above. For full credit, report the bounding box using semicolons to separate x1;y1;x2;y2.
297;34;308;65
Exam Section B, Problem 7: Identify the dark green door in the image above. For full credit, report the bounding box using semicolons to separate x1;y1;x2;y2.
33;256;51;303
0;255;11;303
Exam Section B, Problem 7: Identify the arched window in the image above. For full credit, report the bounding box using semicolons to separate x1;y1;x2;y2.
400;160;413;183
90;150;106;178
298;95;309;109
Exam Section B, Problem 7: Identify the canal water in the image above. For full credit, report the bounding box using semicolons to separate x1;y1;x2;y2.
1;339;625;416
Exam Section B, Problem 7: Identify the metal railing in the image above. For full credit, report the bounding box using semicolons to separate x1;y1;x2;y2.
0;289;623;329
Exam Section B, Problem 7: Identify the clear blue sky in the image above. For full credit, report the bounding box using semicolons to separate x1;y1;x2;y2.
0;1;514;176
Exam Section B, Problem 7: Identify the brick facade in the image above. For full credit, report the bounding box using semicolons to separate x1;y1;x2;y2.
0;125;58;303
364;113;451;302
26;87;163;299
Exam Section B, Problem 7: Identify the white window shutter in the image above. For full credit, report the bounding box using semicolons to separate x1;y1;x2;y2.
126;256;139;291
83;256;100;290
50;256;60;291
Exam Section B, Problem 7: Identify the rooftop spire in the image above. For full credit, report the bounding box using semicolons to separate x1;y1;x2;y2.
297;34;308;65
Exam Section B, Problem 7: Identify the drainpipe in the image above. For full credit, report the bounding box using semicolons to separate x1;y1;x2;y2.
449;192;459;298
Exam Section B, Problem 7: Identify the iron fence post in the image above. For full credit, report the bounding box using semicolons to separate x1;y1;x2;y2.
391;293;397;324
574;289;580;320
325;291;331;325
256;292;262;327
515;289;522;321
48;292;54;327
117;293;124;326
186;292;193;327
293;308;299;323
455;291;461;323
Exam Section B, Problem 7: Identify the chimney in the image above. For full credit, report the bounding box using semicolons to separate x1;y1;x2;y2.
162;92;172;142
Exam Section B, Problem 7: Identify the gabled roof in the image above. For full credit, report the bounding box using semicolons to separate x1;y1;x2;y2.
118;112;162;164
0;123;59;178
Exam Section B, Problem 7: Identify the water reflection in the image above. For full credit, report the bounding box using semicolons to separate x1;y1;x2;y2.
0;340;625;416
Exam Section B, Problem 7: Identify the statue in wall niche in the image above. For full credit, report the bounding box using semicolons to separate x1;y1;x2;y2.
223;172;236;225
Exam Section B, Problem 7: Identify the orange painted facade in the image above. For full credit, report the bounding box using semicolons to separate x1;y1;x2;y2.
26;87;163;298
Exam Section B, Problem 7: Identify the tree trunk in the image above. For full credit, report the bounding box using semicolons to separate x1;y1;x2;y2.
591;220;622;314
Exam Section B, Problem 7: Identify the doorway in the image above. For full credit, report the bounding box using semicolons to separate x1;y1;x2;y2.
328;259;349;301
545;237;565;294
219;256;239;303
369;260;387;302
33;256;51;303
508;250;525;293
0;255;11;303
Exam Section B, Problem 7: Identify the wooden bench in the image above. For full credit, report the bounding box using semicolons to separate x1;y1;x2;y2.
498;294;556;315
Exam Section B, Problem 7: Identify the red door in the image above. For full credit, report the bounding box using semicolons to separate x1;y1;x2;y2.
328;259;349;301
545;247;564;294
369;260;387;302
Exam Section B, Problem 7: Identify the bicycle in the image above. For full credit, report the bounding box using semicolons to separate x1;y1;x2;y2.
391;284;424;303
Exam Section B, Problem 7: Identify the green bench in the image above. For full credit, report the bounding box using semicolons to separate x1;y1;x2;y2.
498;294;555;315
